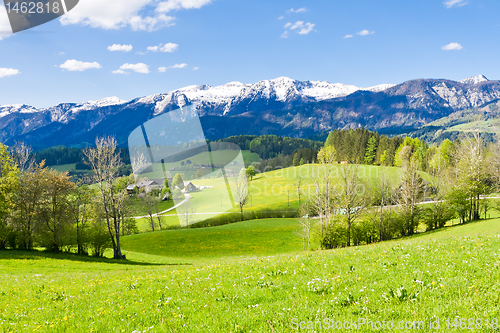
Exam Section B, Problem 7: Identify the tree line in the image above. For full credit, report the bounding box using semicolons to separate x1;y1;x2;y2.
0;139;145;258
296;131;500;250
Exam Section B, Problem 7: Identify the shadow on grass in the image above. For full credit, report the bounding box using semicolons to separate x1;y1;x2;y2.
0;249;192;266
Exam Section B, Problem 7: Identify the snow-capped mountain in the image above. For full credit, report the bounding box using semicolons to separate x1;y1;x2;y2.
459;74;489;85
0;75;498;149
126;77;395;117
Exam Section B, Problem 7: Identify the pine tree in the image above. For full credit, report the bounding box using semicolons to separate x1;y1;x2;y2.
364;136;378;165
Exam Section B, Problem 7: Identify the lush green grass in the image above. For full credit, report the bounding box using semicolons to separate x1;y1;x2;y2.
1;217;500;332
49;163;76;173
207;164;403;212
121;218;302;259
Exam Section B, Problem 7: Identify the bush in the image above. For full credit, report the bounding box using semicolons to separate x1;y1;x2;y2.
122;218;139;236
0;221;12;250
423;203;454;231
319;222;347;249
88;220;112;257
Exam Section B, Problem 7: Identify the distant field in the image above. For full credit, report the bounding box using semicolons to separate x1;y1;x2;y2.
48;163;76;173
446;119;500;134
137;149;259;180
193;164;404;213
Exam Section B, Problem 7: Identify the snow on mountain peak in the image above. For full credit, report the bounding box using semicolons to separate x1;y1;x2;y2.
0;104;38;118
459;75;489;85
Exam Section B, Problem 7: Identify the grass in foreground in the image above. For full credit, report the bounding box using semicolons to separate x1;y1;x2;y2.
0;218;499;332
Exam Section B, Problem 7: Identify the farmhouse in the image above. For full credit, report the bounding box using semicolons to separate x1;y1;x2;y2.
135;179;164;193
183;181;199;193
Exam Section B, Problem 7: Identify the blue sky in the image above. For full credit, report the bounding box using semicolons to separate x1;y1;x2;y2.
0;0;499;108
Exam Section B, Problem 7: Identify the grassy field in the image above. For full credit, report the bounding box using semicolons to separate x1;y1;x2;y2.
49;164;77;173
131;164;416;231
121;218;301;259
1;216;500;332
193;164;404;213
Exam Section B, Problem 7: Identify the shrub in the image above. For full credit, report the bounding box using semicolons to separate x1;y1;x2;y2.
88;220;112;257
319;221;347;249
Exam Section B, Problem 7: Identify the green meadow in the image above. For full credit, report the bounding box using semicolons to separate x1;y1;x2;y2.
193;164;403;212
1;215;500;332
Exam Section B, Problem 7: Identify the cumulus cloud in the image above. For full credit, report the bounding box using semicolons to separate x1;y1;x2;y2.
193;66;199;71
343;34;353;39
147;42;179;53
282;21;315;37
59;60;102;72
112;69;128;74
0;5;13;40
0;68;20;78
156;0;212;13
159;63;188;72
443;0;468;8
59;0;211;31
442;42;463;50
107;44;133;52
357;29;374;36
115;63;150;74
287;7;307;13
277;16;284;20
290;21;315;34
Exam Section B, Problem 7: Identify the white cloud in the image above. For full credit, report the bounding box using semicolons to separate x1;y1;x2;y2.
147;42;179;53
116;63;150;74
156;0;212;13
277;16;284;20
343;34;353;39
442;42;463;50
59;60;102;72
128;14;174;31
59;0;177;31
357;29;374;36
158;63;188;72
112;69;128;74
107;44;133;52
193;66;199;70
0;5;13;40
287;7;307;13
443;0;468;8
0;68;20;78
282;21;315;37
290;21;315;35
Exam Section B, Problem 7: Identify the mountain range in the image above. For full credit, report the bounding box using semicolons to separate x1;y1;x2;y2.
1;74;499;149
